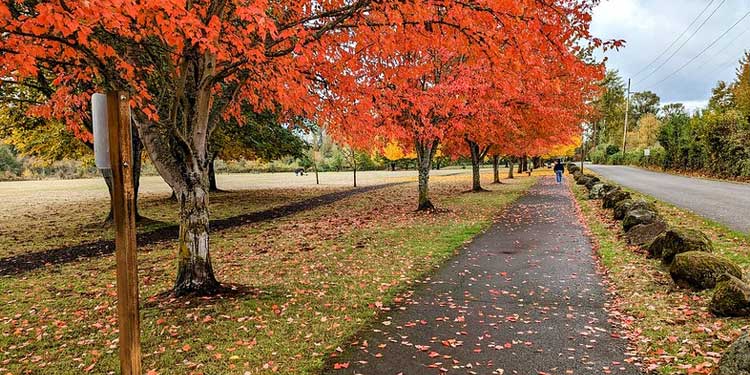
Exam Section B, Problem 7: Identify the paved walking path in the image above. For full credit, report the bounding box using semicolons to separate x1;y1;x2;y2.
324;177;638;375
586;164;750;233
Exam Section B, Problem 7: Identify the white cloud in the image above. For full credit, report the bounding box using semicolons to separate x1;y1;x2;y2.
590;0;750;105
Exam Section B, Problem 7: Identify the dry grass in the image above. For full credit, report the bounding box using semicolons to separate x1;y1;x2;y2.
0;170;537;374
0;169;499;259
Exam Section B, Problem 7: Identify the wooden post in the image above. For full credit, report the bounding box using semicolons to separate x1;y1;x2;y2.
107;91;142;375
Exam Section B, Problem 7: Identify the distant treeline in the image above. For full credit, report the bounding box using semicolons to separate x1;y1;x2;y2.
588;52;750;180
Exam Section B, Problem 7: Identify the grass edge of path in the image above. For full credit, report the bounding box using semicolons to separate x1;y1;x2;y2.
571;174;750;375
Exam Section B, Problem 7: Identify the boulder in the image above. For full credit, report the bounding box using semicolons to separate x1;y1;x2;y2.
630;199;657;213
602;189;631;209
622;208;660;232
613;199;634;220
584;176;601;190
588;183;607;199
717;332;750;375
576;175;591;186
710;274;750;317
669;251;743;290
616;199;658;221
650;228;714;264
572;170;583;181
625;221;668;246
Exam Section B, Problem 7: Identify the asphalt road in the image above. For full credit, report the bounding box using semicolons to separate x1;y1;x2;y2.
586;164;750;233
323;177;638;375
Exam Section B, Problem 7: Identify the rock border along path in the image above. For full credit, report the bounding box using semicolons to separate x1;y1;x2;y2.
324;177;639;374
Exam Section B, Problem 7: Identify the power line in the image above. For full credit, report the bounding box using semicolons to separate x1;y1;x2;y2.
635;0;728;86
647;11;750;90
632;0;717;79
689;24;750;73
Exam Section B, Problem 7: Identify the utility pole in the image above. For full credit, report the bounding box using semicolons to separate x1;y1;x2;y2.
622;78;631;155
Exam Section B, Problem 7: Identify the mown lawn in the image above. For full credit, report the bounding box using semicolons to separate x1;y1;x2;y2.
571;175;750;375
0;171;536;374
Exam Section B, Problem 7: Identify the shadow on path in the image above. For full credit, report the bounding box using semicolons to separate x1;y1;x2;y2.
0;183;398;276
323;177;639;374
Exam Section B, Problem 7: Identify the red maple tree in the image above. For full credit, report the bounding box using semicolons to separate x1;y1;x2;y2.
0;0;618;294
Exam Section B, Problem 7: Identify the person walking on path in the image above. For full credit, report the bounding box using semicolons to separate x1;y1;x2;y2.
554;159;565;183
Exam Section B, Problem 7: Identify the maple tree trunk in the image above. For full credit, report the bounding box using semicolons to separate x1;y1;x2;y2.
391;162;396;171
466;138;486;192
507;158;514;179
533;156;541;169
517;158;523;174
353;165;357;187
492;155;502;184
415;139;439;211
173;181;221;296
135;77;222;296
208;156;218;192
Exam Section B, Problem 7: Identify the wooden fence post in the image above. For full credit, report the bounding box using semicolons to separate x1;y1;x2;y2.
107;91;142;375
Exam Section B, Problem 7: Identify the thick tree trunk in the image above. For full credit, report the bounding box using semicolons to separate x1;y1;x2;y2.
508;158;514;179
208;156;218;192
466;138;487;192
521;155;528;172
492;155;501;184
390;162;396;171
416;139;439;211
173;182;221;296
517;157;523;174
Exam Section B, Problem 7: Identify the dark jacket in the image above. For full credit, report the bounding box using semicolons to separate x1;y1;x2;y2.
553;163;565;172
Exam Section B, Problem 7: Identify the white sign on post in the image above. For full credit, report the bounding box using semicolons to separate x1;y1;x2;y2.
644;148;651;157
92;93;111;170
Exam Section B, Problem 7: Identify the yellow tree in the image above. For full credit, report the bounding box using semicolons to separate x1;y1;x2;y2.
626;114;662;149
382;140;407;171
543;136;582;159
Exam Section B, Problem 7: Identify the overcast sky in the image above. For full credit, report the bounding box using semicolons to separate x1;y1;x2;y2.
591;0;750;111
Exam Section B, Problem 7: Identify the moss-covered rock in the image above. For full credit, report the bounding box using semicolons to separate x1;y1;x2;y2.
651;228;714;265
710;274;750;317
630;199;657;213
573;170;583;180
613;199;634;220
670;251;742;290
625;221;668;246
623;208;660;232
718;332;750;375
584;176;601;190
602;189;631;209
614;199;658;222
576;175;591;186
588;183;607;199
